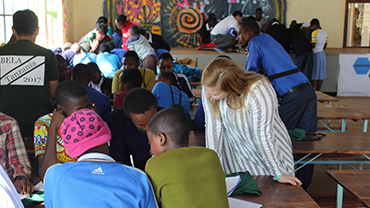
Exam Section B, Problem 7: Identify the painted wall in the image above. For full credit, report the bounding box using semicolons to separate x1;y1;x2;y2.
70;0;346;48
286;0;345;48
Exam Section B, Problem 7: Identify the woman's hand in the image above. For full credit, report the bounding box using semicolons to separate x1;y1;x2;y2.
277;174;301;186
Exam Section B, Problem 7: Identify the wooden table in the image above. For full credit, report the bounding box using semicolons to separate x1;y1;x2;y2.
315;91;339;103
232;176;320;208
192;88;201;99
188;131;205;147
326;170;370;208
293;132;370;170
190;82;201;87
317;103;370;132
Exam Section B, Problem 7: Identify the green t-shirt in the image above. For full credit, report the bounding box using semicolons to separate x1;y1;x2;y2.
145;147;229;208
0;39;59;137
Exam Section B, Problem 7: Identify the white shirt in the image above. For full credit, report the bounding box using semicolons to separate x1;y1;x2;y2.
312;29;328;53
211;15;239;36
90;76;104;93
0;166;24;208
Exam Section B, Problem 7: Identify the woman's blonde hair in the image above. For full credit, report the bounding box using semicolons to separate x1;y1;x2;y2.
201;58;265;119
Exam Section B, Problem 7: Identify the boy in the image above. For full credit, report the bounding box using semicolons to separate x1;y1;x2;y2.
108;88;157;170
145;108;229;207
157;53;195;103
96;43;121;77
126;26;157;73
112;51;155;93
44;109;158;207
113;68;142;110
115;14;135;51
152;72;190;113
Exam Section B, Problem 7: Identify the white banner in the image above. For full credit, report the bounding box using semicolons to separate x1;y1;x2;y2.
338;54;370;96
0;56;45;86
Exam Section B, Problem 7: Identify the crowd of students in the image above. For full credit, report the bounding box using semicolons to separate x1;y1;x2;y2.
0;7;326;208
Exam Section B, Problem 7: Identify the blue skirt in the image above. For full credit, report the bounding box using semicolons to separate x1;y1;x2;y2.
312;51;327;80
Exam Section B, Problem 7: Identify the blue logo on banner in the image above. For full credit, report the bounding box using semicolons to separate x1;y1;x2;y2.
353;58;370;75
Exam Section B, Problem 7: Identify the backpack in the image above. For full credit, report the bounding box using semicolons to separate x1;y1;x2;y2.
169;84;193;130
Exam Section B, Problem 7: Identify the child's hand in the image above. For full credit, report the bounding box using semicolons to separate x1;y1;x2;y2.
49;109;66;131
14;177;34;196
90;39;99;52
276;174;301;186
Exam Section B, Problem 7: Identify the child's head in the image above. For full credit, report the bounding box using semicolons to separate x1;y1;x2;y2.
87;62;102;84
128;26;139;38
147;107;190;156
96;16;108;27
72;64;91;85
71;43;81;54
115;14;128;30
96;24;108;41
120;68;142;91
99;43;110;53
158;72;176;86
56;54;68;82
106;41;115;51
123;88;157;131
157;53;174;73
60;109;111;158
54;80;90;117
122;51;140;70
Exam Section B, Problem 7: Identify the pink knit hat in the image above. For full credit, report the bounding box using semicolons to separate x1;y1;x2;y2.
60;109;111;158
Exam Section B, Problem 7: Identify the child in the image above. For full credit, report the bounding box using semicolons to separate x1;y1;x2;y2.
72;42;97;66
145;107;229;208
113;68;142;110
126;26;157;73
89;24;112;54
96;43;121;77
152;72;190;114
157;53;195;103
88;62;105;93
44;109;158;207
112;51;155;93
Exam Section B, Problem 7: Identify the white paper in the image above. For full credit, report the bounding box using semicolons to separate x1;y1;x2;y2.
225;176;241;196
34;181;44;191
228;197;262;208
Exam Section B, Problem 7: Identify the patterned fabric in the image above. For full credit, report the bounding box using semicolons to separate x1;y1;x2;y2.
0;112;31;180
34;113;77;163
203;79;295;177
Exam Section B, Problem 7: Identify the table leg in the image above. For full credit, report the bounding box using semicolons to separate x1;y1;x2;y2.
341;120;346;132
337;184;343;208
363;119;368;132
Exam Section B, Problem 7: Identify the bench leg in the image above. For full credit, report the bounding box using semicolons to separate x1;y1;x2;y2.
341;120;346;132
363;119;368;132
337;184;343;208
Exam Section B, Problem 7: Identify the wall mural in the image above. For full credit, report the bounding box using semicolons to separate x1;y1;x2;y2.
103;0;286;47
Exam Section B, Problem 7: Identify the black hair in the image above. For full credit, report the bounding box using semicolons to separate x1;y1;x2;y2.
138;29;146;36
13;9;38;36
106;41;115;51
96;24;108;34
310;18;320;26
240;20;260;35
123;51;140;62
158;52;174;62
129;26;140;35
99;43;110;53
56;54;67;65
292;24;301;34
208;13;216;18
208;17;217;24
147;107;190;146
232;11;242;17
120;68;142;88
245;16;256;21
113;25;121;33
96;16;108;25
269;18;279;25
87;62;101;75
159;72;177;85
55;80;89;107
123;88;157;116
116;14;127;23
72;64;91;84
256;7;263;12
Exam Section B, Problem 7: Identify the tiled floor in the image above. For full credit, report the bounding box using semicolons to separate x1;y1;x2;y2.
307;96;370;207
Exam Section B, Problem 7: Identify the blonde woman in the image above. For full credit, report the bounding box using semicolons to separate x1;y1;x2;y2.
202;58;301;185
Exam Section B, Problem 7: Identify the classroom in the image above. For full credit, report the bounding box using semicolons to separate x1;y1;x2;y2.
1;0;370;207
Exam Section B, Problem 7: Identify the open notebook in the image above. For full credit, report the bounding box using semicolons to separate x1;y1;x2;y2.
226;176;262;208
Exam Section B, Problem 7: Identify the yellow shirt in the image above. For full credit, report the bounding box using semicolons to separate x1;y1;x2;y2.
111;68;155;94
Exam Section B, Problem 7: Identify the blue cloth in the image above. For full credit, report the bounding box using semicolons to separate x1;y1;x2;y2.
172;63;200;79
295;52;313;78
193;97;205;131
72;53;97;67
61;49;76;67
312;51;327;80
245;33;309;97
111;48;127;65
108;108;151;171
82;85;111;122
44;160;158;208
152;82;190;114
112;32;123;48
155;49;170;58
96;52;121;77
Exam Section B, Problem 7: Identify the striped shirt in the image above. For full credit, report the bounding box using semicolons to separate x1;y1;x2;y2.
203;79;294;177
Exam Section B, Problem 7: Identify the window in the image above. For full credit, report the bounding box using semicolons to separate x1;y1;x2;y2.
0;0;62;48
344;0;370;47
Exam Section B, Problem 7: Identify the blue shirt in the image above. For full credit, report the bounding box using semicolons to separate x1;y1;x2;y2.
96;52;121;77
245;33;309;96
82;85;111;122
72;52;97;67
152;82;190;114
61;49;76;67
111;48;127;64
112;32;123;48
44;153;158;208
